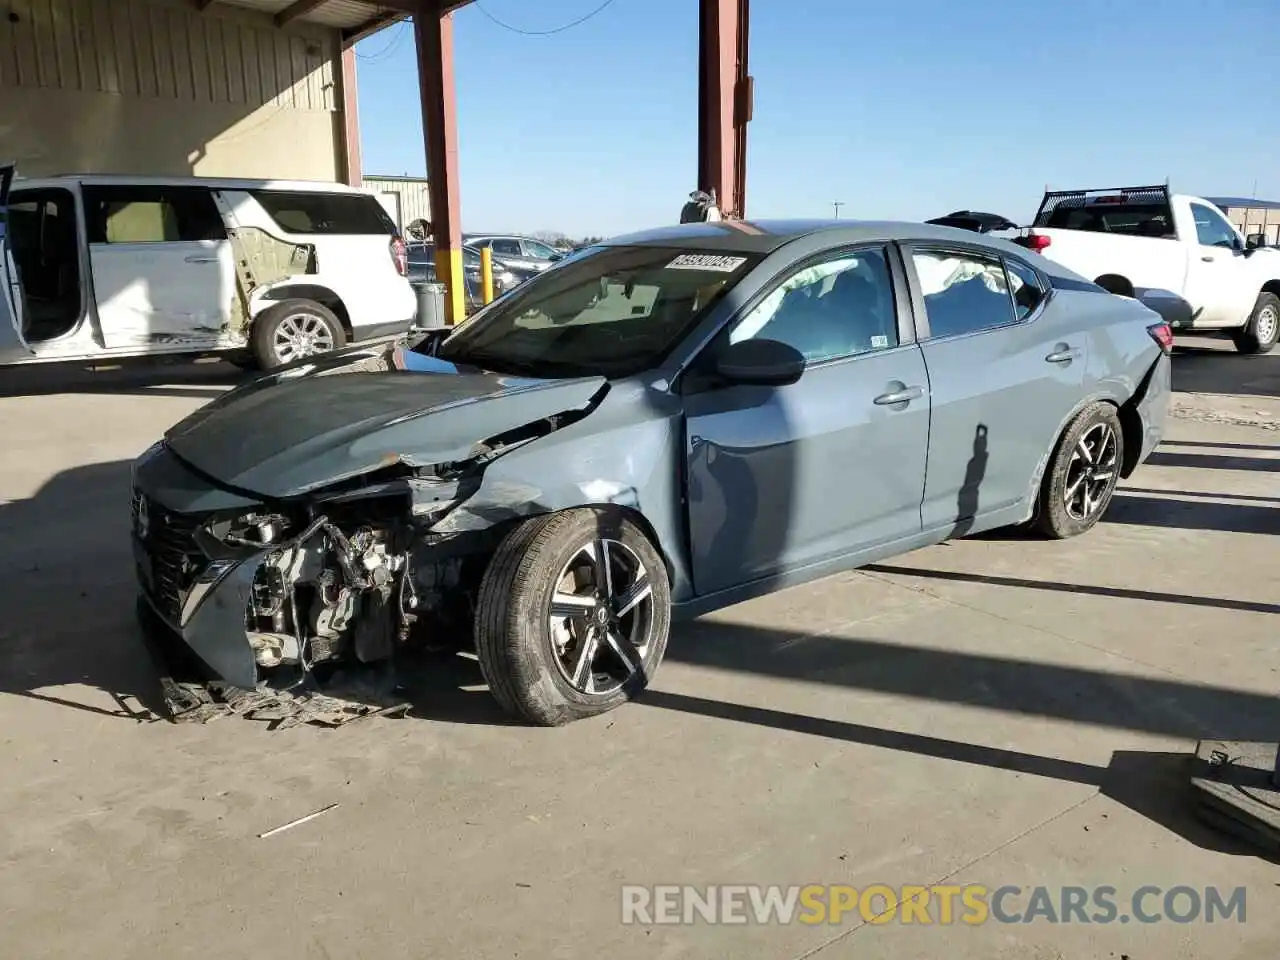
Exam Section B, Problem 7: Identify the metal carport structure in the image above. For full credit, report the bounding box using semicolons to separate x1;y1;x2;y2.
1;0;751;326
339;0;752;325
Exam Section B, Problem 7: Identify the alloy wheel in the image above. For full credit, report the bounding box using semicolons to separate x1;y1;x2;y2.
274;313;336;363
1063;422;1118;521
548;538;655;696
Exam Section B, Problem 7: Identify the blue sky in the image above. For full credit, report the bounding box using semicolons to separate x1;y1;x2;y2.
355;0;1280;238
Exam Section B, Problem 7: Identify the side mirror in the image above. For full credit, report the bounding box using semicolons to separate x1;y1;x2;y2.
714;338;805;386
1246;234;1265;251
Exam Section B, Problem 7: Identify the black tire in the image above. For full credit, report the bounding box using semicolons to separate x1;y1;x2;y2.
1033;402;1125;539
474;508;671;726
1231;292;1280;355
251;299;347;370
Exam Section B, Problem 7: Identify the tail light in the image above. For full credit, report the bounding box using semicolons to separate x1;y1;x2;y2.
1016;232;1052;252
1147;322;1174;354
390;235;407;277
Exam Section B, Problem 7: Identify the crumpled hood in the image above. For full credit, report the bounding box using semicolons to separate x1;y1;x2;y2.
164;344;607;498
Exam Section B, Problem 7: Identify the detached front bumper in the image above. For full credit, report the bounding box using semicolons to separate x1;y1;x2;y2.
133;529;271;696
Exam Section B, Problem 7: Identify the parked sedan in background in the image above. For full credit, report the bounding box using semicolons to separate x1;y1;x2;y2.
406;241;536;301
464;234;565;272
131;220;1171;728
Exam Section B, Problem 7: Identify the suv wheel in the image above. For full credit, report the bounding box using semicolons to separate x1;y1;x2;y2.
252;299;347;370
1232;292;1280;355
475;508;671;726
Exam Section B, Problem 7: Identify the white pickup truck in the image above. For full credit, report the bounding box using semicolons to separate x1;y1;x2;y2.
1014;185;1280;353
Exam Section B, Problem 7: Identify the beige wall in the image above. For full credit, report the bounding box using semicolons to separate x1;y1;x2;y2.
0;0;348;181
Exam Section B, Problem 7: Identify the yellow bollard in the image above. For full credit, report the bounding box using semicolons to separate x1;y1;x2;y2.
480;246;494;305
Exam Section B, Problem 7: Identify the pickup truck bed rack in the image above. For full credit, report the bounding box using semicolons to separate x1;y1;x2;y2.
1034;184;1172;226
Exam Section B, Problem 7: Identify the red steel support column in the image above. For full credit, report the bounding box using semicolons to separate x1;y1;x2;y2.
414;4;465;325
338;45;362;188
697;0;751;219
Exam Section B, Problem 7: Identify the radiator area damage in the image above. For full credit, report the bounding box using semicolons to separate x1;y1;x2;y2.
137;368;610;727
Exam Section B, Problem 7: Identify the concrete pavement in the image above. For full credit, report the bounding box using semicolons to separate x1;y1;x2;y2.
0;347;1277;959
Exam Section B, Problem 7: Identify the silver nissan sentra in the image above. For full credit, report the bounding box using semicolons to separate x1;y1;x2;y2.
129;219;1172;726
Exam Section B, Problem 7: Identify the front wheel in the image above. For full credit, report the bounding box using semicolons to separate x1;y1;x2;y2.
1034;402;1125;539
1231;292;1280;355
474;508;671;726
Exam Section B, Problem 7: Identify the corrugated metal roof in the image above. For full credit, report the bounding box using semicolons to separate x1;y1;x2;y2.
214;0;407;32
1208;197;1280;212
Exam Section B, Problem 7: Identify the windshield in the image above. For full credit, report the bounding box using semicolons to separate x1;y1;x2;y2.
436;244;761;378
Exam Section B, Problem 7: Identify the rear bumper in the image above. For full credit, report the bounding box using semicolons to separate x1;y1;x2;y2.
1132;351;1171;469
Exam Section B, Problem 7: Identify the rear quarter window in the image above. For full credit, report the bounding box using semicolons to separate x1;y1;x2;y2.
250;190;395;236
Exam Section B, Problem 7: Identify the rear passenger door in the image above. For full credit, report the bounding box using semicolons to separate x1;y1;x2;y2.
83;185;234;349
904;244;1087;533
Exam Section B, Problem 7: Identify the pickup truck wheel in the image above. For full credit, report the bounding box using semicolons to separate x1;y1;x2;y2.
251;299;347;370
1034;402;1125;540
1232;293;1280;354
474;508;671;726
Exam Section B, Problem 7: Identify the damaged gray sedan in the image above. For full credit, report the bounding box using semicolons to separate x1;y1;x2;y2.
131;220;1172;726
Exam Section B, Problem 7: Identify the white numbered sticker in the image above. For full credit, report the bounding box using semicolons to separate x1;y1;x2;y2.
666;254;748;272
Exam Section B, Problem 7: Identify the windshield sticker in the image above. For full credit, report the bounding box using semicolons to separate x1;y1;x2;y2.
666;254;748;273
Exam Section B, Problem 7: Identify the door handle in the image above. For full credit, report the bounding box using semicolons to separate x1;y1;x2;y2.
873;385;923;406
184;255;218;264
1045;347;1080;363
1201;256;1215;262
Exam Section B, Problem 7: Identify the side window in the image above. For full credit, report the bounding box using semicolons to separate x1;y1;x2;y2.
726;246;898;363
912;249;1015;339
524;239;558;259
250;190;395;235
83;186;225;244
492;238;522;256
1004;258;1047;321
1190;203;1239;249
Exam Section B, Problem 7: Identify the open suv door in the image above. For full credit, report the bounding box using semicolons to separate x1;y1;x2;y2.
0;162;33;361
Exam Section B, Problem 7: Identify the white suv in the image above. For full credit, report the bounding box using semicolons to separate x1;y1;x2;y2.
0;173;417;370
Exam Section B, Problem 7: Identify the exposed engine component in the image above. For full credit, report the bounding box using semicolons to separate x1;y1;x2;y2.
243;517;411;674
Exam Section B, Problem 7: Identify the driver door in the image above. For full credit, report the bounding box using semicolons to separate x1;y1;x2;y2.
682;245;930;597
0;163;34;362
1183;201;1257;327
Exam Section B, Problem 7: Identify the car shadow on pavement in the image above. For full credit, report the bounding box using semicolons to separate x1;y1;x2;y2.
0;359;250;399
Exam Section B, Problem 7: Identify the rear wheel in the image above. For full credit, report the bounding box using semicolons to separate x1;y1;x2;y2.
1033;402;1125;539
251;299;346;370
474;508;671;726
1231;292;1279;354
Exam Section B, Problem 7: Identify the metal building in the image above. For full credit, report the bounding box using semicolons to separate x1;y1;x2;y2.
0;0;380;183
1209;197;1280;246
362;174;431;234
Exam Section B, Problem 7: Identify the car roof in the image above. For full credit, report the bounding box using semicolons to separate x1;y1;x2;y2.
601;219;1023;254
10;173;379;196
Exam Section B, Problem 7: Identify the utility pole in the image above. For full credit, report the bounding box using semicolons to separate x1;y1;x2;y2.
832;201;844;219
